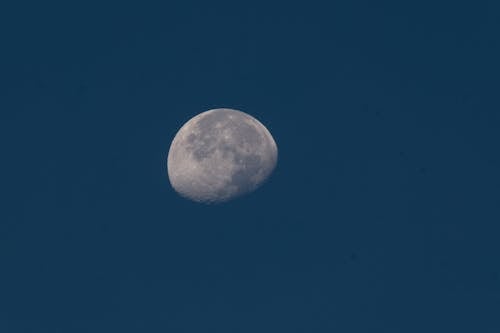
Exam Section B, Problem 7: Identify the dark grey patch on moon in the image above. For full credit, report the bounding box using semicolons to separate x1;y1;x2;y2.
234;122;262;147
167;108;278;203
192;142;216;161
230;153;262;192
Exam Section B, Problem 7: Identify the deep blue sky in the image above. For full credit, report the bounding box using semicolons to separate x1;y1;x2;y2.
1;1;499;332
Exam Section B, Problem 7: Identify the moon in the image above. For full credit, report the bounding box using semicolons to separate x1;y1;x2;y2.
167;108;278;203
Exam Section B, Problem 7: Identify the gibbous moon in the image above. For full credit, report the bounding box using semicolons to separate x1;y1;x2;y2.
167;108;278;203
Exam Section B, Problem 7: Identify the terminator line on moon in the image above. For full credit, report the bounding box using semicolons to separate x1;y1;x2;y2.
167;108;278;203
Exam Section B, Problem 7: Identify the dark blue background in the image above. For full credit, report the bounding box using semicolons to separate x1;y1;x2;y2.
1;1;499;332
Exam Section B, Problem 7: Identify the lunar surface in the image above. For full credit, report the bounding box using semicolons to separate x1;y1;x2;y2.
167;108;278;203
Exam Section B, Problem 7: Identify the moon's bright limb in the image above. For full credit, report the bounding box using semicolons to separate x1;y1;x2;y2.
167;108;278;203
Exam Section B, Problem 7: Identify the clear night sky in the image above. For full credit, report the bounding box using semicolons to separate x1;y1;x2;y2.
1;1;499;332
